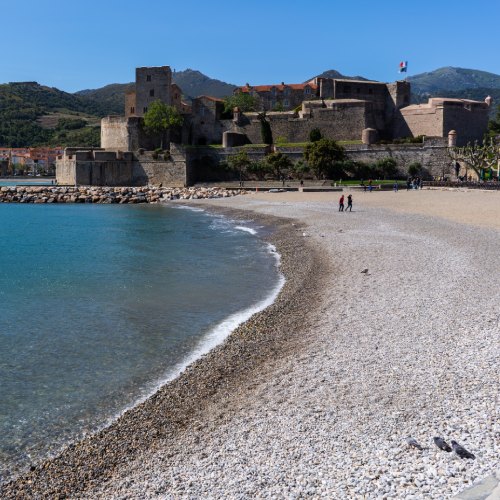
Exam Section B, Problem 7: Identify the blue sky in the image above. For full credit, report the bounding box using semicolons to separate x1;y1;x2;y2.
2;0;500;92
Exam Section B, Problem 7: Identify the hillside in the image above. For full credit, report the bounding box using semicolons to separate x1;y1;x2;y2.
408;67;500;94
172;69;236;98
75;69;237;110
311;69;370;81
0;82;107;147
76;83;135;115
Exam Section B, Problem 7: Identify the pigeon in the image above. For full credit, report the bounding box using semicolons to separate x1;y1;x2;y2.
361;268;369;274
451;440;475;460
405;437;423;450
433;437;452;452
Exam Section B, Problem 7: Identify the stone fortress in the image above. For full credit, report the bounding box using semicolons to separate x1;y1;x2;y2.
56;65;492;186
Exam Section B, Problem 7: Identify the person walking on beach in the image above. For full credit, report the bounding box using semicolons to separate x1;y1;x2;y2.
339;194;344;212
346;194;353;212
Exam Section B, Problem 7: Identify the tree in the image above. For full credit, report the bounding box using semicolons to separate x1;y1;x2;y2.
247;160;272;180
375;157;398;179
290;160;310;179
487;104;500;138
450;139;500;179
303;138;346;179
264;152;293;180
143;100;183;149
408;162;422;177
223;92;259;114
309;128;322;142
228;150;252;182
257;112;273;145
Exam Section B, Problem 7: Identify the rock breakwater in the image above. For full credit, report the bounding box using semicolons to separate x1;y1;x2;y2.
0;186;245;204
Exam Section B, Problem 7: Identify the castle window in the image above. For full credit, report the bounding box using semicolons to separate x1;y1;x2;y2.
368;88;373;94
146;75;151;82
130;107;135;114
150;89;154;97
143;107;148;113
304;87;311;95
284;99;289;107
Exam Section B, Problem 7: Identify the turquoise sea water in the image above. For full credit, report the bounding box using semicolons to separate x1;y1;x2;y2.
0;204;282;481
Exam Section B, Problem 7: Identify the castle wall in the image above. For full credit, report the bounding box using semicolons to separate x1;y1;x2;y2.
222;101;371;144
400;104;445;138
101;116;131;150
345;139;452;178
190;96;225;145
184;138;452;183
56;147;189;187
400;99;490;146
442;103;489;145
101;116;157;151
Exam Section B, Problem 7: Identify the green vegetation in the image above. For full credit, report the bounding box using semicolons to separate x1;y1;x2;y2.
143;100;183;148
223;92;259;114
264;152;293;179
258;113;273;145
227;150;252;179
0;81;116;147
309;128;322;142
408;162;422;177
290;159;310;179
246;160;272;180
450;138;500;179
488;104;500;137
303;138;346;179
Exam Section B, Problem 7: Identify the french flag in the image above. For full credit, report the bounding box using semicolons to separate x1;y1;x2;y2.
399;61;408;73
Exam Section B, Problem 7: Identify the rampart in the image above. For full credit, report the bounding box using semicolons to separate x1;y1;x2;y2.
56;145;190;187
184;137;453;183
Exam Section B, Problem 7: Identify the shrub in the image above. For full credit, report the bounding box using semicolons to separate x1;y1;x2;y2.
375;157;398;179
408;162;422;176
303;138;346;179
309;128;322;142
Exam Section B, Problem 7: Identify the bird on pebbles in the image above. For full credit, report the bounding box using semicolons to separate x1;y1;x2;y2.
451;440;475;460
361;268;369;274
405;437;424;450
433;437;452;452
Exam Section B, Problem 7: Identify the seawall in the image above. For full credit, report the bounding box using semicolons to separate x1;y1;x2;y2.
0;186;245;204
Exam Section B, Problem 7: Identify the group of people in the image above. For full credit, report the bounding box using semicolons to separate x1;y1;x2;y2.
338;194;353;212
407;177;422;190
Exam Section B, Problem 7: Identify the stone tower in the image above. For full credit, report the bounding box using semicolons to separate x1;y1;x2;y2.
134;66;172;117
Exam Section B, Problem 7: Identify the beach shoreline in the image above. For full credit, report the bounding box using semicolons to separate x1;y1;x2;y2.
0;206;329;498
2;189;499;499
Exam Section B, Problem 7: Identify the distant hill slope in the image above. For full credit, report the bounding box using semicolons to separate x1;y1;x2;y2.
408;67;500;94
0;81;105;147
76;83;135;115
310;69;370;81
75;69;237;113
172;69;236;99
408;67;500;115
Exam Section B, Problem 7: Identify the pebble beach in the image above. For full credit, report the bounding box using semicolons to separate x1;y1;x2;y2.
1;188;499;499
